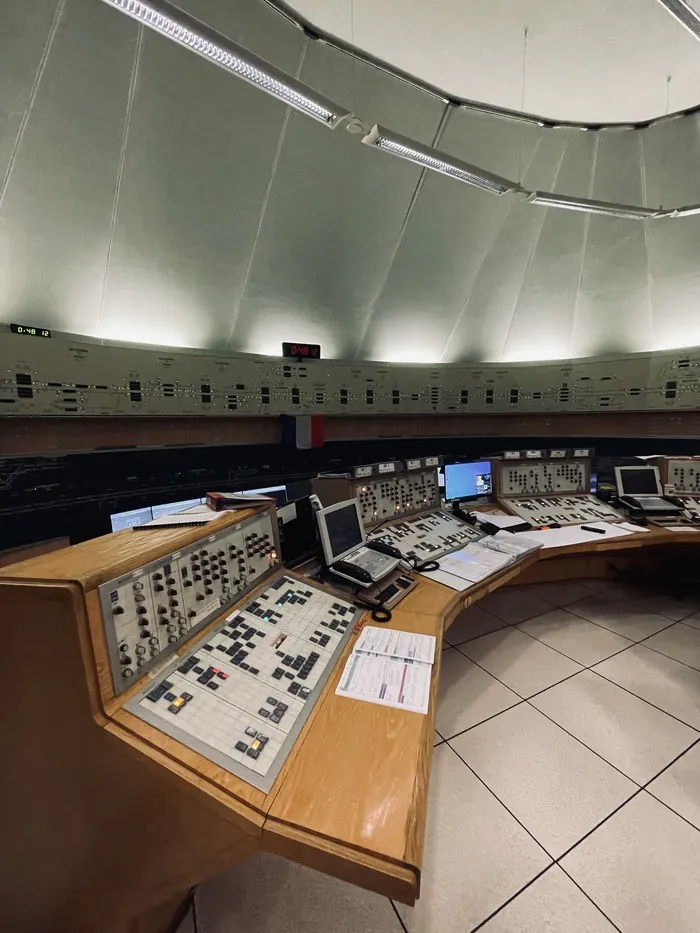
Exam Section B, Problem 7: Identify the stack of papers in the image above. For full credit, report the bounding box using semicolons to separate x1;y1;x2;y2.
335;627;436;714
420;531;541;591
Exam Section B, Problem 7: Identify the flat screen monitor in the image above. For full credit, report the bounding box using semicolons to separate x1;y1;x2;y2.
238;484;288;506
589;472;598;494
316;499;365;565
110;506;154;532
444;461;492;502
615;466;662;496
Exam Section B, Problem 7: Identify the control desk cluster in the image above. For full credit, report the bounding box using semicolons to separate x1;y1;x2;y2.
496;459;589;496
369;510;483;562
126;573;361;792
314;459;441;528
99;511;279;694
665;459;700;494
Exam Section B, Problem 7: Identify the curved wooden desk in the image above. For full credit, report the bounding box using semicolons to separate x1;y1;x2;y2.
1;516;696;933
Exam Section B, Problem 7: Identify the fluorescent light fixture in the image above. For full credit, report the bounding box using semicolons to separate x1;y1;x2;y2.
666;203;700;217
655;0;700;40
362;125;519;194
99;0;351;127
526;191;660;219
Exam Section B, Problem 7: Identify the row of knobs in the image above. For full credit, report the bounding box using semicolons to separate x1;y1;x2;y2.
113;530;272;678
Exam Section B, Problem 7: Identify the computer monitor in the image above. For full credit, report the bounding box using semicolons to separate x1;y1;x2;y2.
444;461;492;502
589;472;598;494
110;506;154;532
238;485;288;506
615;466;662;497
316;499;365;565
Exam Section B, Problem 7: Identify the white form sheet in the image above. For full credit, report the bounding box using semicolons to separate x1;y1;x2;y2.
354;626;436;664
335;652;432;714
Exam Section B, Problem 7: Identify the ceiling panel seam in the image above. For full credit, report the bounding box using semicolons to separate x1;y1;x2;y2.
95;22;144;338
0;0;66;211
569;133;599;356
351;101;452;359
437;135;544;363
498;137;569;360
225;38;308;346
639;133;658;350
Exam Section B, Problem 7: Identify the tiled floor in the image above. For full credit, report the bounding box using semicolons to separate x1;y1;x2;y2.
180;579;700;933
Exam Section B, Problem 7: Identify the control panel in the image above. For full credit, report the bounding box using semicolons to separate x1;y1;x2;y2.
125;573;361;792
99;509;280;694
503;495;623;526
496;459;589;496
664;459;700;494
368;510;483;562
314;464;440;528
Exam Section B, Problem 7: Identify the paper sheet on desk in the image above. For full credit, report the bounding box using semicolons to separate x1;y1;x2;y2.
335;652;432;714
354;626;436;664
515;522;637;549
470;512;526;529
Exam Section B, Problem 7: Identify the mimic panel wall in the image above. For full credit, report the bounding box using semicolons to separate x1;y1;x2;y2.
3;331;700;417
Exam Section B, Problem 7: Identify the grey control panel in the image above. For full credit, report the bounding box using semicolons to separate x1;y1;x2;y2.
99;510;280;694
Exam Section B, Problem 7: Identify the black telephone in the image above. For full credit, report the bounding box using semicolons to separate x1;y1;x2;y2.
331;560;373;583
365;540;402;559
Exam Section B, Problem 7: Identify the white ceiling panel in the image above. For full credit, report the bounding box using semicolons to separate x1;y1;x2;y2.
286;0;700;123
231;41;445;358
98;20;302;348
0;0;136;337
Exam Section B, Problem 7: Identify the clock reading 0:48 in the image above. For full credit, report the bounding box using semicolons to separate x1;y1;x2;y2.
10;324;52;338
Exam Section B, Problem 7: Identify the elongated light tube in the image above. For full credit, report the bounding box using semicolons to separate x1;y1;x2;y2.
100;0;351;127
526;191;661;219
362;125;519;195
655;0;700;39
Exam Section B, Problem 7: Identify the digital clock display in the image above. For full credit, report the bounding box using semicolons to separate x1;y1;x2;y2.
282;342;321;360
10;323;52;338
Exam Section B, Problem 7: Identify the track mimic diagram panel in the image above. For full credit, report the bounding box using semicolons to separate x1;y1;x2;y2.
125;573;361;792
4;328;700;417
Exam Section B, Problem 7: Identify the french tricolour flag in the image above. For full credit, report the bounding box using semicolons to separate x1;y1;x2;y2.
281;414;325;449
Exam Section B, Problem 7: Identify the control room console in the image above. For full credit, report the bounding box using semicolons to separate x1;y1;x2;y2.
313;457;441;527
493;449;624;526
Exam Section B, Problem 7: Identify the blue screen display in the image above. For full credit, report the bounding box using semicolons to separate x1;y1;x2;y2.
444;461;492;501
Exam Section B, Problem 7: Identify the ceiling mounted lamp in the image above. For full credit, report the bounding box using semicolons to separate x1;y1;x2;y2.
99;0;351;127
526;191;662;219
655;0;700;39
361;125;520;194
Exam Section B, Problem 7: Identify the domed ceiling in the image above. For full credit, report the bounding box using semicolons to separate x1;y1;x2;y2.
2;0;700;365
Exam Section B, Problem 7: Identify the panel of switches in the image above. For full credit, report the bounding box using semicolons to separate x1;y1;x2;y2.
496;459;589;496
99;509;279;694
354;469;440;526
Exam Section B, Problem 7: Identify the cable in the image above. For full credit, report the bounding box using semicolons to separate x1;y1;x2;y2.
353;589;392;623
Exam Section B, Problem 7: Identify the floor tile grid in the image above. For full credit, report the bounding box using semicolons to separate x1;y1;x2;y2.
441;648;700;929
437;739;629;932
473;862;624;933
442;729;700;931
638;619;700;673
447;620;700;778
